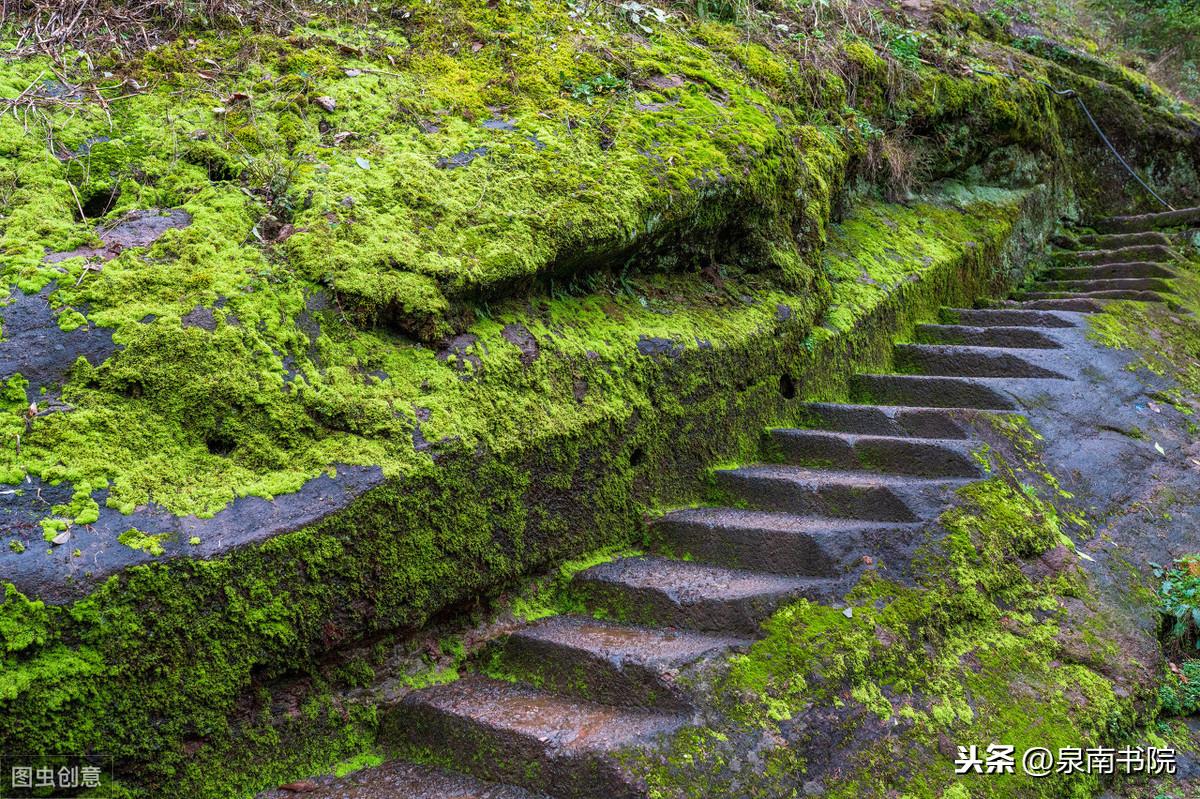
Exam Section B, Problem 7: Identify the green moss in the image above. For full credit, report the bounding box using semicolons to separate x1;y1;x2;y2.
117;528;172;557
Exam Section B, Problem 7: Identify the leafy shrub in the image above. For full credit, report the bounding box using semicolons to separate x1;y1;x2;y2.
1153;555;1200;652
1158;660;1200;716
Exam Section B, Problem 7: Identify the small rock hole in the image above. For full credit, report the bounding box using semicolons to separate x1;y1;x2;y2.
205;433;237;456
76;185;120;221
779;374;796;400
629;447;646;467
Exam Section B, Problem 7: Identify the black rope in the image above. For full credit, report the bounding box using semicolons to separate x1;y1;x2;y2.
970;67;1175;211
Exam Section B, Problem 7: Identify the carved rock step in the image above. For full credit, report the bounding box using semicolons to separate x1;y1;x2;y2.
1038;277;1173;294
1095;206;1200;233
893;344;1068;379
850;374;1018;409
496;616;745;712
914;323;1063;349
1053;244;1176;264
652;506;921;574
715;464;969;521
256;760;551;799
1015;289;1167;303
1044;262;1178;281
383;675;681;799
796;402;984;438
572;555;827;633
769;428;983;477
938;308;1077;328
1074;230;1171;249
1001;298;1105;313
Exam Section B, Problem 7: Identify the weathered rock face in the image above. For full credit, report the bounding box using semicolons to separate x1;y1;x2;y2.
254;215;1200;799
1;2;1200;797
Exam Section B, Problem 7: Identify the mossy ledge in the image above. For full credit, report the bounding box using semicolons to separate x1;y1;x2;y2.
2;3;1200;796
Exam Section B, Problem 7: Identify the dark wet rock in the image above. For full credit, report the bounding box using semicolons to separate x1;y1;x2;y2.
0;285;119;398
73;136;111;157
501;324;539;366
437;334;483;372
41;79;81;100
526;133;547;151
572;379;588;402
776;304;793;321
642;74;686;90
482;117;518;131
696;338;713;350
0;466;385;604
636;336;683;358
44;208;192;263
181;306;217;332
436;147;490;169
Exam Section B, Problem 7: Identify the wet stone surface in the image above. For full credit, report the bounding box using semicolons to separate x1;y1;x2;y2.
44;208;192;263
0;466;385;604
0;285;118;398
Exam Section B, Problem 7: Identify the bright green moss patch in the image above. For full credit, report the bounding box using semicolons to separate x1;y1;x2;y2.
116;528;171;557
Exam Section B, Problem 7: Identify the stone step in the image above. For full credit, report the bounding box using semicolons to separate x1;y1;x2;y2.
1074;230;1171;249
796;402;985;438
938;308;1077;328
1094;206;1200;233
496;615;745;712
573;555;826;634
383;675;681;799
893;344;1068;379
255;760;551;799
1037;277;1172;294
769;428;983;477
850;374;1018;409
1015;289;1167;303
1002;297;1106;313
715;464;967;521
1054;244;1176;264
652;506;921;574
1044;262;1178;281
914;323;1063;349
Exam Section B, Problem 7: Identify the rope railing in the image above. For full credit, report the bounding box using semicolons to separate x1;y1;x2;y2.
971;66;1176;212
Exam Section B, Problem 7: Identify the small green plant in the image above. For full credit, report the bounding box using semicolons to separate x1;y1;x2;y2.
1158;660;1200;716
1153;555;1200;651
561;72;629;104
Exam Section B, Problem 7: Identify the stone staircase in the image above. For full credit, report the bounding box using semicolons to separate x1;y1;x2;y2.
265;207;1196;799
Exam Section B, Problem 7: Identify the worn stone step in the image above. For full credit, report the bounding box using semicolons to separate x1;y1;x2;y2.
255;760;551;799
383;675;681;799
497;615;744;712
572;555;825;633
1053;244;1177;264
850;374;1018;409
716;464;969;521
938;308;1077;328
1044;262;1178;281
796;402;984;438
1015;289;1167;303
1038;277;1172;293
893;344;1068;379
914;323;1063;349
1002;297;1105;313
1074;230;1171;249
652;506;921;575
769;428;983;477
1094;206;1200;233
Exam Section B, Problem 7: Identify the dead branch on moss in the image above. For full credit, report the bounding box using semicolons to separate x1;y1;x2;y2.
0;0;304;57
